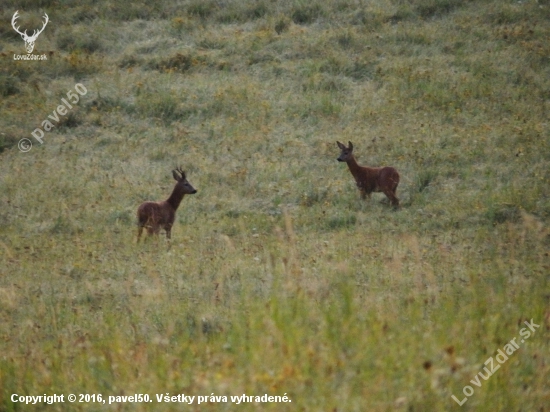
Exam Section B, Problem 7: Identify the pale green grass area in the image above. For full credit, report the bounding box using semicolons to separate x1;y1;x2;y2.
1;0;549;410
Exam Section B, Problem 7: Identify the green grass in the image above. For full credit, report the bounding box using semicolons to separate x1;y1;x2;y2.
1;0;549;410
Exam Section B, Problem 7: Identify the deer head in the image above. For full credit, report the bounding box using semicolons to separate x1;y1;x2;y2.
172;167;197;194
12;11;49;54
336;141;354;162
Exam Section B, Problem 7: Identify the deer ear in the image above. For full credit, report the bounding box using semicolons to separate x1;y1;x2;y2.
348;141;353;150
337;141;344;149
172;170;181;181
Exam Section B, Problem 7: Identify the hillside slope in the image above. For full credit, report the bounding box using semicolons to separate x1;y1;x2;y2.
1;0;549;410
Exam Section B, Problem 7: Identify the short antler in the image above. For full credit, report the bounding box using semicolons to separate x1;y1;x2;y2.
176;166;185;179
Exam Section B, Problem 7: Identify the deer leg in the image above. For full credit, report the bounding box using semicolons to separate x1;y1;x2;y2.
137;225;144;242
384;189;400;208
165;227;173;251
163;223;173;240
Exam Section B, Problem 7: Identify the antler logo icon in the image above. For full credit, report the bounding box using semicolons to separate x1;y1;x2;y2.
12;11;49;54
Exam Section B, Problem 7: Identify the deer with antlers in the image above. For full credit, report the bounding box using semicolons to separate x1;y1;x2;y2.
12;11;49;54
137;167;197;241
337;141;400;207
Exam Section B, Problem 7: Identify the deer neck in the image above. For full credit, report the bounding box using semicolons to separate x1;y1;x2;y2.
166;185;185;211
346;155;363;178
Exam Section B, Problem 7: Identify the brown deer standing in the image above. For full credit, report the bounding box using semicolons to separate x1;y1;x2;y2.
137;167;197;241
336;141;400;207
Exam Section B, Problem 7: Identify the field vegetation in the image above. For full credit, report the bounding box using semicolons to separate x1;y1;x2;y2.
0;0;549;410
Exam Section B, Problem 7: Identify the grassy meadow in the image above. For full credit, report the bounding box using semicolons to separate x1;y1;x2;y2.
1;0;549;410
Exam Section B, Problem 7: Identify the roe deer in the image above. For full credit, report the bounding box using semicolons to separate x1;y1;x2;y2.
336;141;400;207
137;167;197;241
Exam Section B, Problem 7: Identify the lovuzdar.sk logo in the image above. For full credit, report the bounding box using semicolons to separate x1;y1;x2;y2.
11;10;49;60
